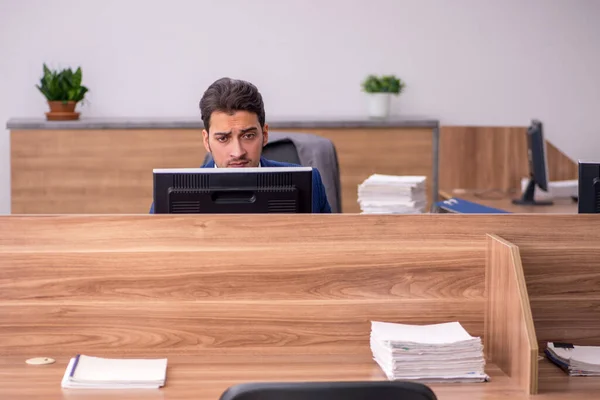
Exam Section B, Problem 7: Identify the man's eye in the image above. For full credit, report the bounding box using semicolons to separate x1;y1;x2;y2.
243;133;256;139
216;136;228;143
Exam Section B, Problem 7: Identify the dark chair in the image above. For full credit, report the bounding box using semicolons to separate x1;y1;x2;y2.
219;381;437;400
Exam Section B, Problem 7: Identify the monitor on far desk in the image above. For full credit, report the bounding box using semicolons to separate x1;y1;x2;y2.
152;167;313;214
512;119;553;206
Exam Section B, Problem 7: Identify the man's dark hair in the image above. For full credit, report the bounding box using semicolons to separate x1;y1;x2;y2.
200;77;266;132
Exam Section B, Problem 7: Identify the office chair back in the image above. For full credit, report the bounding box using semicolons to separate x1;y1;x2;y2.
219;381;437;400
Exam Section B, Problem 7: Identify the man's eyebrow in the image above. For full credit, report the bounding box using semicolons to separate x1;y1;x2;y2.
213;131;232;136
240;127;258;133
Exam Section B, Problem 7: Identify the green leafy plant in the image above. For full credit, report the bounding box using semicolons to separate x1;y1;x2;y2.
361;74;405;95
36;64;89;103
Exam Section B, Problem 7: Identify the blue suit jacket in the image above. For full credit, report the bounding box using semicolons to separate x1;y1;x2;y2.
149;156;331;213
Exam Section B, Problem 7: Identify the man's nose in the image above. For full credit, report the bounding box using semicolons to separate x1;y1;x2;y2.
230;139;247;158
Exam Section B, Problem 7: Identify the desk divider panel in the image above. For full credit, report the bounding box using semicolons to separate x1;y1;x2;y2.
0;214;485;358
485;234;538;395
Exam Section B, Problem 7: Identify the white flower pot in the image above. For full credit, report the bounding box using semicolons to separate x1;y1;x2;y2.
366;93;391;118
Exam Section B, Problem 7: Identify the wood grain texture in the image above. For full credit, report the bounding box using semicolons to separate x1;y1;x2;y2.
439;126;577;192
0;214;491;358
2;214;600;398
0;300;482;357
1;355;599;400
10;127;433;214
485;234;538;395
10;129;206;214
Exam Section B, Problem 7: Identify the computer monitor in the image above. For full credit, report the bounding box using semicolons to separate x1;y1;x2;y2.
577;160;600;213
152;167;313;214
512;119;553;206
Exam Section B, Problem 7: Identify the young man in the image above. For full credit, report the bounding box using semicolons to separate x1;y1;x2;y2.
150;77;331;213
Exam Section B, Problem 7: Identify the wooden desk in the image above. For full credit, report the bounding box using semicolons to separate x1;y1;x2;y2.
439;189;578;213
1;355;598;399
2;214;600;399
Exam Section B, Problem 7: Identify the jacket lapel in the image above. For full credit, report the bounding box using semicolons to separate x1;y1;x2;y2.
202;158;215;168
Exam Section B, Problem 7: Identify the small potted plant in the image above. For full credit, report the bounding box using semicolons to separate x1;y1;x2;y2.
36;63;89;121
361;74;405;118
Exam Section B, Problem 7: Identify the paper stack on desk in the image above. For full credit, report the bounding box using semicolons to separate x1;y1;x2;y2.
61;354;167;389
545;342;600;376
358;174;427;214
370;321;489;383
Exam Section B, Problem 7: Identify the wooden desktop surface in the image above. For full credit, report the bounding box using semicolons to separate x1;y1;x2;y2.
1;355;598;400
439;189;578;213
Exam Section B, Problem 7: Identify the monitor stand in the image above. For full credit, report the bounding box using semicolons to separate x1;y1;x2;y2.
512;178;554;206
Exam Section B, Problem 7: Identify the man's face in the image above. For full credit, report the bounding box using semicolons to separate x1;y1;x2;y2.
202;110;268;168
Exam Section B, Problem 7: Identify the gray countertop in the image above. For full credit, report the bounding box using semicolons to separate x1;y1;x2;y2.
6;116;439;130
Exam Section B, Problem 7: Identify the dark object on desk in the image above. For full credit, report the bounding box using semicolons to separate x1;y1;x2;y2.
553;342;575;349
578;160;600;213
435;197;510;214
219;381;437;400
512;119;554;206
152;167;313;214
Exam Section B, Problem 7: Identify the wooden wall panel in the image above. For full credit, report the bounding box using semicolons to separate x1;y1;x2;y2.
276;128;433;213
10;128;433;214
0;214;488;358
1;214;600;359
439;126;577;192
10;129;207;214
485;234;538;395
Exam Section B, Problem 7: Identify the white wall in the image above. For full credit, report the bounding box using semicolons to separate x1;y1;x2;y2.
1;0;599;214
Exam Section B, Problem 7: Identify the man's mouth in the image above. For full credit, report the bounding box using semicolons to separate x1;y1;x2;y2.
228;161;249;167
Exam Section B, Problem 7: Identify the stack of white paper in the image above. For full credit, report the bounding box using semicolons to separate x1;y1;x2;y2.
358;174;427;214
61;354;167;389
546;342;600;376
370;321;489;383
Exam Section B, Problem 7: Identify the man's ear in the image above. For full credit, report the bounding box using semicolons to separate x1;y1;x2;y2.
202;129;211;153
262;123;269;147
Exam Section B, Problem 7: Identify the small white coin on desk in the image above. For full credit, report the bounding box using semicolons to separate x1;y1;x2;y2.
26;357;56;365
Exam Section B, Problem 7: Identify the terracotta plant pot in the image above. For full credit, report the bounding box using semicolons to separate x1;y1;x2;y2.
46;101;80;121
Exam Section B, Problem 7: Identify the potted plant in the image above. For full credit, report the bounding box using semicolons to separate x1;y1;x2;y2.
361;74;405;118
36;64;89;121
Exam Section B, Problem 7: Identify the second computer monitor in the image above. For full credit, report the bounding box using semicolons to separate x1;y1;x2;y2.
512;119;553;206
152;167;313;214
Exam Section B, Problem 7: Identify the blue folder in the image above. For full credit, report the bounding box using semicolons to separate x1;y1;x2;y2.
435;197;510;214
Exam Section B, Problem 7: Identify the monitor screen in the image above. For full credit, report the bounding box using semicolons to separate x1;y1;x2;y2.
152;167;313;214
527;120;550;192
512;120;553;206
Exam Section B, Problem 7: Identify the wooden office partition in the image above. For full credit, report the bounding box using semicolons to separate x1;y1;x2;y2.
10;126;433;214
439;126;577;192
0;214;485;358
10;129;206;214
2;214;600;399
275;128;433;213
519;237;600;348
485;234;538;395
